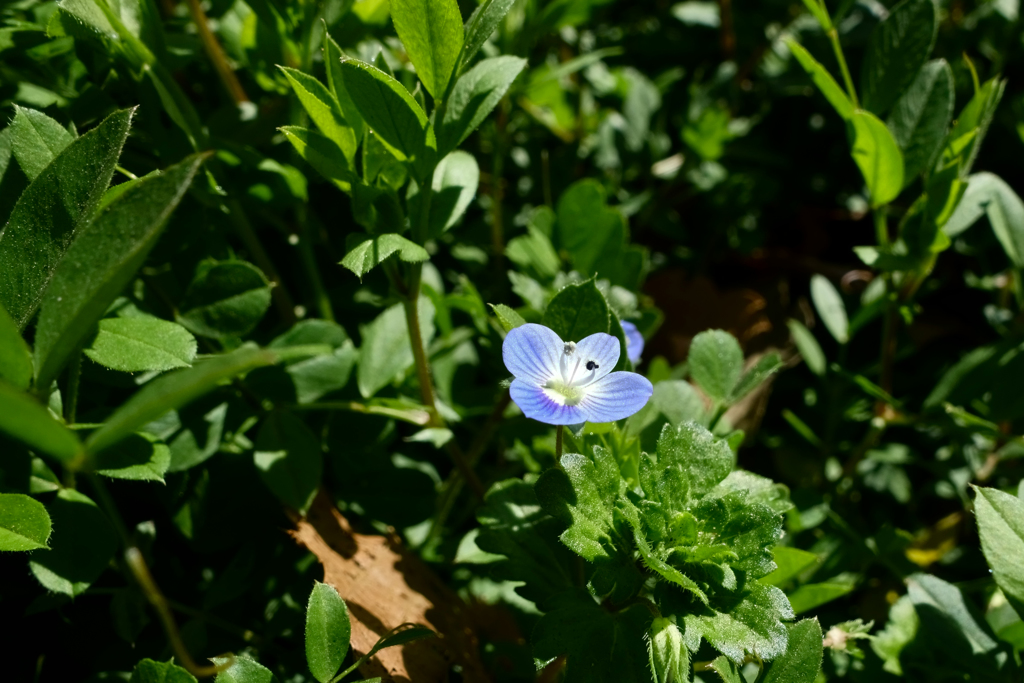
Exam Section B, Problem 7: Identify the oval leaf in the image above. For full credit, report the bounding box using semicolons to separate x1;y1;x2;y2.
85;317;197;373
10;105;74;181
809;275;849;344
848;109;904;207
0;492;51;551
29;488;117;596
305;581;351;683
439;55;527;155
390;0;463;99
254;411;322;513
688;329;744;403
860;0;938;115
973;485;1024;619
178;260;272;339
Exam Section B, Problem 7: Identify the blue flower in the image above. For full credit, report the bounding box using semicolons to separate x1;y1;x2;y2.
502;323;654;425
622;320;644;364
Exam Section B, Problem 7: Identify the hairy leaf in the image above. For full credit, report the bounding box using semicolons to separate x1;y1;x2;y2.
0;492;51;551
29;489;117;596
10;105;74;181
390;0;463;98
85;317;197;373
305;581;350;682
439;56;526;155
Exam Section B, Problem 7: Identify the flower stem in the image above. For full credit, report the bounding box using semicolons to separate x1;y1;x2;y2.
66;351;82;425
555;425;564;464
184;0;250;105
827;27;859;109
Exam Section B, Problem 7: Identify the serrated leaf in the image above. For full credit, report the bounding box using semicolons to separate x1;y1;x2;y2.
85;345;278;455
536;446;644;601
177;260;272;339
439;55;526;155
10;105;74;181
787;40;854;120
29;488;117;596
848;109;904;207
129;659;197;683
254;411;322;513
688;329;744;403
390;0;463;99
279;66;357;162
85;317;197;373
280;126;357;190
340;233;428;279
0;107;133;329
860;0;937;115
973;485;1024;619
339;59;435;176
95;432;171;482
641;422;735;511
305;581;350;683
33;155;204;393
324;34;366;140
681;582;793;663
541;279;611;343
887;59;953;185
0;492;51;551
762;619;823;683
0;302;31;389
809;275;849;344
356;298;435;398
906;573;998;656
0;380;82;464
489;303;525;332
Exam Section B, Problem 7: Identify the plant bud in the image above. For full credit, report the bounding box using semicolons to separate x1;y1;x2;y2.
648;617;689;683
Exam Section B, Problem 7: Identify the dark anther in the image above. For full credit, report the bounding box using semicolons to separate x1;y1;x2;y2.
586;360;599;371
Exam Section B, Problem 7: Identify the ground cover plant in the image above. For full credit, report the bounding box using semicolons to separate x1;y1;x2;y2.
3;0;1024;680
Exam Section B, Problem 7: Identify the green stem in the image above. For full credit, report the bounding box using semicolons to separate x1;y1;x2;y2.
66;352;82;425
295;209;335;322
874;206;889;247
555;424;564;464
827;28;859;109
225;198;297;325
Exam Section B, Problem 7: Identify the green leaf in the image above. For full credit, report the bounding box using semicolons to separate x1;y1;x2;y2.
305;581;351;683
0;302;32;389
461;0;518;69
474;478;575;605
9;105;74;181
254;411;322;513
762;619;823;683
390;0;463;99
941;76;1005;180
688;329;744;403
177;260;272;339
983;176;1024;268
0;380;82;464
871;595;918;676
860;0;938;115
270;320;356;405
641;422;736;510
213;654;274;683
95;432;171;482
33;155;204;393
339;59;435;175
0;492;51;551
555;180;642;289
887;59;953;185
427;150;479;236
439;56;526;155
29;489;117;596
730;353;782;402
787;40;854;120
532;589;651;683
129;659;197;683
85;345;278;455
340;233;429;279
536;446;644;601
505;225;561;280
681;582;793;663
324;34;366;140
762;546;819;586
651;379;707;426
85;317;197;373
786;319;826;376
356;298;435;398
848;109;904;207
0;108;133;329
541;279;611;343
280;126;357;190
364;625;435;657
799;0;832;29
787;581;855;614
489;303;526;332
972;485;1024;619
278;67;357;162
710;655;743;683
809;275;849;344
906;573;999;656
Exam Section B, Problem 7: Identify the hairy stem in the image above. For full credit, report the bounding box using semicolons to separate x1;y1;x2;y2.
66;351;82;425
555;424;564;463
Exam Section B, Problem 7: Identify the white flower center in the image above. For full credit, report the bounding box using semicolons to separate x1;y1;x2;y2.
542;341;602;405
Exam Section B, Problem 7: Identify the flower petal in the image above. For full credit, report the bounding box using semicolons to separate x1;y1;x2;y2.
622;321;644;364
510;378;588;425
503;323;563;385
573;332;620;384
579;371;654;423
